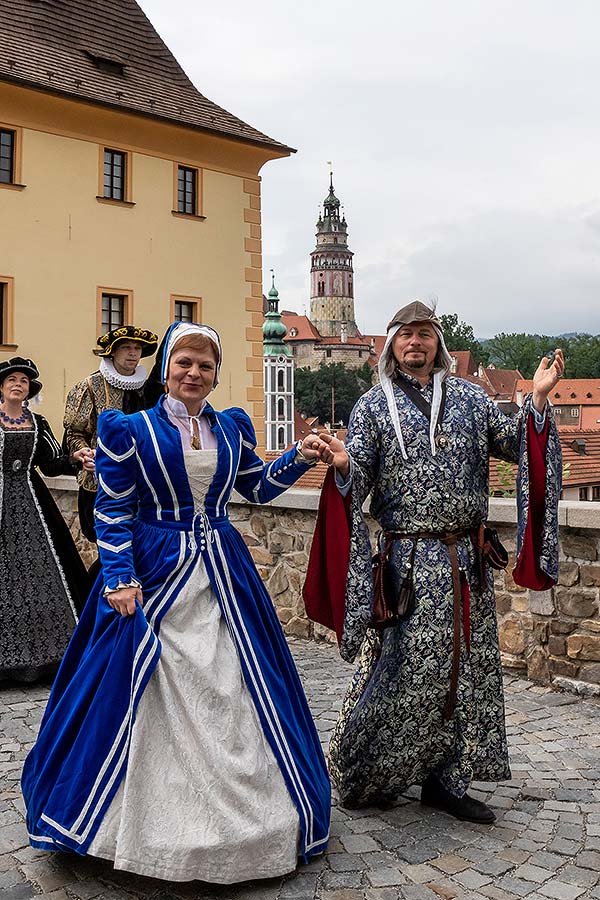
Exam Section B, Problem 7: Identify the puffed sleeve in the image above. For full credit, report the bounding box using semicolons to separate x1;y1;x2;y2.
63;379;96;455
226;407;312;504
94;409;140;592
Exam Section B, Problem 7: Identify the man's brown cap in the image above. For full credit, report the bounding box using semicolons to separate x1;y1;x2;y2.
386;300;441;332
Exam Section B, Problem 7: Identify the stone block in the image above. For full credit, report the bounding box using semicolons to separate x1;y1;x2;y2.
512;594;530;613
495;592;512;615
567;633;600;661
499;615;526;655
548;636;566;656
241;532;259;547
505;558;527;592
530;590;555;615
533;621;550;643
269;531;295;554
249;513;268;539
527;648;550;683
578;663;600;684
581;619;600;633
284;616;311;639
501;652;527;670
555;589;598;619
248;547;274;566
549;657;580;678
551;620;578;635
268;564;289;596
277;607;295;625
559;562;580;587
561;532;598;562
580;566;600;587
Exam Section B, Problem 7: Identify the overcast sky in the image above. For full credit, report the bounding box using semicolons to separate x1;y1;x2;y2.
141;0;600;339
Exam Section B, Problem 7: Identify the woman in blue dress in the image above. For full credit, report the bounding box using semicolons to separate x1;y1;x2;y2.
22;322;330;884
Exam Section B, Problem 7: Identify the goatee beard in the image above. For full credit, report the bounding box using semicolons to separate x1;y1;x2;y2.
404;358;426;370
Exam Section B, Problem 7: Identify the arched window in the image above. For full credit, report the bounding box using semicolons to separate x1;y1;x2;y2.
277;426;285;449
277;398;285;419
277;369;285;391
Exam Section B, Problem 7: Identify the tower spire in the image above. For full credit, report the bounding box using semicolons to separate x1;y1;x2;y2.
309;171;356;339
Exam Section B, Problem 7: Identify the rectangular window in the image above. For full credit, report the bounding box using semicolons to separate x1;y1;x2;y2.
170;295;201;324
101;293;126;331
0;129;14;184
592;485;600;501
571;408;580;418
579;487;589;501
0;276;15;347
174;300;195;323
177;166;197;215
103;149;127;200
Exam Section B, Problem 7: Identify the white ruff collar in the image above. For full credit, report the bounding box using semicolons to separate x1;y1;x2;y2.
100;358;148;391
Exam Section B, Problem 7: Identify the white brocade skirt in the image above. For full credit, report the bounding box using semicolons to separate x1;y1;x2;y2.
88;555;300;883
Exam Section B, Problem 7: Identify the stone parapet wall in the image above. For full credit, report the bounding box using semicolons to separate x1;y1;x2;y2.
47;476;600;694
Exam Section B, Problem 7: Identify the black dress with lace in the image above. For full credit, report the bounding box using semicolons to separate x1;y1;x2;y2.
0;414;87;680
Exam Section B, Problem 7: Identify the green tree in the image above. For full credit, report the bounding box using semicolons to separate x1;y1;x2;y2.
485;333;548;377
439;313;489;363
560;334;600;378
295;362;373;425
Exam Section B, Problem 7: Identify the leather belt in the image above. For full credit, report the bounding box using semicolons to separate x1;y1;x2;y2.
384;528;473;721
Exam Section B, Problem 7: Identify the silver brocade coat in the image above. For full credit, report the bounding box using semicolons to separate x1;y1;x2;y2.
329;373;561;805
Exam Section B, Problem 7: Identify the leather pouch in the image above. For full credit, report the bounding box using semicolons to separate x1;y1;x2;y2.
482;526;509;570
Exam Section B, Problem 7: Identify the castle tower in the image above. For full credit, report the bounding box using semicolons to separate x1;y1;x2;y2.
309;172;357;338
263;274;294;451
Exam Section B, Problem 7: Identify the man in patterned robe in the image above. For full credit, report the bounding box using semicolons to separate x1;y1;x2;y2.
307;300;563;823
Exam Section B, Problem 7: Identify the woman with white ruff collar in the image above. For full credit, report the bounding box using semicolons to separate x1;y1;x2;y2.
23;322;331;884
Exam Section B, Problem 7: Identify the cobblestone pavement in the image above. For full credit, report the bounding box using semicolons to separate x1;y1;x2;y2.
2;639;600;900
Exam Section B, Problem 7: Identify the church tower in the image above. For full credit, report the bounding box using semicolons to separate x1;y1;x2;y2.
309;172;357;338
263;274;294;451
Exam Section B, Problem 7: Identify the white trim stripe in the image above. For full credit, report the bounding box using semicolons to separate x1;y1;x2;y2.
135;448;162;521
67;626;156;835
140;412;180;521
98;475;135;500
97;539;132;554
97;436;136;462
215;421;234;517
237;464;263;476
94;511;134;524
206;535;313;850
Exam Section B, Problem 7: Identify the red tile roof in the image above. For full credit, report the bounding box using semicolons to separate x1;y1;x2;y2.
281;314;322;343
489;429;600;493
450;351;477;379
0;0;291;152
483;367;522;400
515;379;600;405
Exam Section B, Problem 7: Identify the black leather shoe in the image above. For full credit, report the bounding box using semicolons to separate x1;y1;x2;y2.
421;776;496;824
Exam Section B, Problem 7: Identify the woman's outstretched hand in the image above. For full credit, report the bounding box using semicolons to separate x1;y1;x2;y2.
317;433;350;478
106;586;142;616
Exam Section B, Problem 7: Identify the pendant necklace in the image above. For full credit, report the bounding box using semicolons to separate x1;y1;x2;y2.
0;406;30;426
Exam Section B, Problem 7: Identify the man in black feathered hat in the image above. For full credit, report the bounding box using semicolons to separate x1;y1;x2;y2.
63;326;158;549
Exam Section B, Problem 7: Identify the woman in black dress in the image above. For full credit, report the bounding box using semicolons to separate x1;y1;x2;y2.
0;357;89;682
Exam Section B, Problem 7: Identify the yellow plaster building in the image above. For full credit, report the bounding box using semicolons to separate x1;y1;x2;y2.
0;0;292;440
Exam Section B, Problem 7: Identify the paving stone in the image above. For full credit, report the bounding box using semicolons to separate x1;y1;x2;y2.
367;867;407;888
2;641;600;900
538;881;586;900
512;865;555;884
340;833;382;854
558;866;600;888
430;857;472;876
